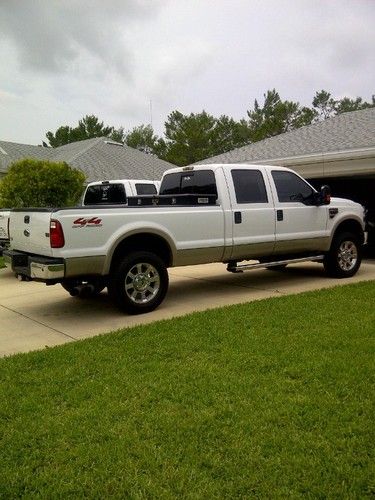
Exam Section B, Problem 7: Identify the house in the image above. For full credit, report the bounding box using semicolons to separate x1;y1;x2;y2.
197;107;375;248
0;137;174;182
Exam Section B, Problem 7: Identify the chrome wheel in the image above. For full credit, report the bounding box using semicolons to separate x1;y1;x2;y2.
109;251;169;314
337;240;358;272
324;232;362;278
124;262;160;304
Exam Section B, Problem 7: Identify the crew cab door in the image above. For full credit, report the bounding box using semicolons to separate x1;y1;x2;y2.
267;169;329;254
224;168;275;260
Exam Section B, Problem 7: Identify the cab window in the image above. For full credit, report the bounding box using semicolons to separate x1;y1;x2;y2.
135;183;157;195
231;170;268;203
160;170;217;197
272;171;314;203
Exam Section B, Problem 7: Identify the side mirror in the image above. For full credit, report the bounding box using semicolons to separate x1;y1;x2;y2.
319;185;331;205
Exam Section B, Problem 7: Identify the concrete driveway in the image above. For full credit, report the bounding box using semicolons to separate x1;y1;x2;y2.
1;260;375;357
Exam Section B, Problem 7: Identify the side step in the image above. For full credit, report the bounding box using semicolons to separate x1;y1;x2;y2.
226;255;325;273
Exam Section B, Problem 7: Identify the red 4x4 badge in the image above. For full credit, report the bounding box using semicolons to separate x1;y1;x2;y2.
73;217;102;227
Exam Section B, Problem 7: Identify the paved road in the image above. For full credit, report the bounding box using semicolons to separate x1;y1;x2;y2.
1;261;375;357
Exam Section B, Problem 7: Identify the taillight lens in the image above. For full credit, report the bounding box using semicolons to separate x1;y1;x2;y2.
50;219;65;248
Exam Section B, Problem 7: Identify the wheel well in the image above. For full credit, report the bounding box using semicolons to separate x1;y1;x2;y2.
111;233;173;269
333;219;364;244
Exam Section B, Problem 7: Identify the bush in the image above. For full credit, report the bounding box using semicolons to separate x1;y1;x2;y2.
0;158;86;208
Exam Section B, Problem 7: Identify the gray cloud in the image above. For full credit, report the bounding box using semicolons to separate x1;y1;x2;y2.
0;0;163;76
0;0;374;145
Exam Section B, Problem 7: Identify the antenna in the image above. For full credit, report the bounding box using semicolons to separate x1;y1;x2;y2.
149;99;153;128
149;99;155;181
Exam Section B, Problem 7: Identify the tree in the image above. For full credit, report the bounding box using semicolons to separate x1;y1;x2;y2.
162;111;217;166
46;115;124;147
247;89;316;142
161;111;252;166
76;115;113;139
109;127;126;144
312;89;336;120
124;124;164;155
211;115;251;154
334;94;375;114
312;90;375;120
0;159;86;208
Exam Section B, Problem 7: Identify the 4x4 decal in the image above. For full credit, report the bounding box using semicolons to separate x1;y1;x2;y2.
73;217;102;228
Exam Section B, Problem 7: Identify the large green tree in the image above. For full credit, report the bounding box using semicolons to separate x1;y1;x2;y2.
124;124;165;156
46;115;124;147
211;115;251;154
0;159;85;207
162;111;216;165
161;111;252;166
246;89;316;142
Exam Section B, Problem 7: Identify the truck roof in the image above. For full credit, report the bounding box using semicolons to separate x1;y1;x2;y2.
87;179;159;186
163;163;292;175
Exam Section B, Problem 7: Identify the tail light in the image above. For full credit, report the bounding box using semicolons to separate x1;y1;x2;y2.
50;219;65;248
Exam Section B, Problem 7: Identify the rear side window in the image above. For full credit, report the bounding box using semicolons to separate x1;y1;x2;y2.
231;170;268;203
160;170;217;197
272;171;314;203
84;184;126;205
135;183;157;195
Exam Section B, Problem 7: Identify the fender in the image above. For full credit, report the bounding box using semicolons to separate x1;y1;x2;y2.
103;222;177;274
329;214;365;246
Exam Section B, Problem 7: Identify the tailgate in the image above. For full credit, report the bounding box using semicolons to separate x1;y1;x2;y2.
0;210;10;239
10;210;53;256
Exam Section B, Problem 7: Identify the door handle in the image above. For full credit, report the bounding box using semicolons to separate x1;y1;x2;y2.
277;209;283;221
234;211;242;224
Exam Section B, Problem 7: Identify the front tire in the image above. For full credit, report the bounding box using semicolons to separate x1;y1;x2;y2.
108;251;169;314
323;232;362;278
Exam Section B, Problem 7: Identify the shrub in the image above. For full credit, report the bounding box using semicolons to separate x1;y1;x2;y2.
0;158;86;208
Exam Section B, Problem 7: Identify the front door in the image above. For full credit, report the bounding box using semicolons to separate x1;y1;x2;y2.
267;169;329;254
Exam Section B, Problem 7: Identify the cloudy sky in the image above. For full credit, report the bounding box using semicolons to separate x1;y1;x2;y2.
0;0;374;145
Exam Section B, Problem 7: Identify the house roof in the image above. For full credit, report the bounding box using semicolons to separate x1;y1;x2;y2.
196;107;375;166
0;137;174;181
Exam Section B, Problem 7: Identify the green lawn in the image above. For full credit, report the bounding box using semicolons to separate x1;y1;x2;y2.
1;282;374;498
0;256;5;269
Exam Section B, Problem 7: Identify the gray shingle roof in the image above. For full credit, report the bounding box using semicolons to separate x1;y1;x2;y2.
0;137;174;181
196;107;375;165
0;141;54;172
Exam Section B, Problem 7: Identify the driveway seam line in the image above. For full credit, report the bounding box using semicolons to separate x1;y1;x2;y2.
169;273;286;293
0;304;78;341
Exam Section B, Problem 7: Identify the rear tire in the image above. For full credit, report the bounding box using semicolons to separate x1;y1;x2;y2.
323;232;362;278
108;251;169;314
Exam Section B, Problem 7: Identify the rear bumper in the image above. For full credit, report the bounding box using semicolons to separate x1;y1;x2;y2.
3;250;65;282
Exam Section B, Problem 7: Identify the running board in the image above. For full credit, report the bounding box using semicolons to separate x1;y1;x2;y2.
226;255;325;273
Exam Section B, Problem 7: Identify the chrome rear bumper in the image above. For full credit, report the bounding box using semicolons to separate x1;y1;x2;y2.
3;250;65;282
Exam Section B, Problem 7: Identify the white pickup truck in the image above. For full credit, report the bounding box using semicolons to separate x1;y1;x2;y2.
4;164;365;314
82;179;160;206
0;209;10;254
